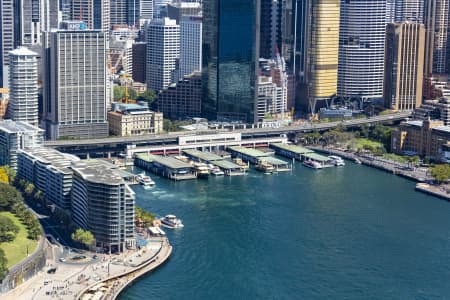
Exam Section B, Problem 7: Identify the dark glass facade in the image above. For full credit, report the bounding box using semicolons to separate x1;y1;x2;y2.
202;0;260;123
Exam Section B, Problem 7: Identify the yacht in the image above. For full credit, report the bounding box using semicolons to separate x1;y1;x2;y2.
136;173;155;188
194;163;210;179
302;160;323;169
211;166;225;176
255;160;275;174
328;155;345;166
160;215;184;229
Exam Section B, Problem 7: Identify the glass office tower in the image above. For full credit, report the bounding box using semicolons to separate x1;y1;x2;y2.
202;0;260;124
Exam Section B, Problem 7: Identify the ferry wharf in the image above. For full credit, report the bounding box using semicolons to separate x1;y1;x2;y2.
135;153;197;180
227;146;291;171
182;149;246;176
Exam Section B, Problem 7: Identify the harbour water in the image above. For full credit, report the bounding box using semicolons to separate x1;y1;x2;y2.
120;161;450;299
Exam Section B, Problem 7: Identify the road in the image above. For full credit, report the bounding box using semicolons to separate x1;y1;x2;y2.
44;112;412;148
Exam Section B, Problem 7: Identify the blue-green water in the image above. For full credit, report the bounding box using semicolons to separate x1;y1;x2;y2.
120;162;450;299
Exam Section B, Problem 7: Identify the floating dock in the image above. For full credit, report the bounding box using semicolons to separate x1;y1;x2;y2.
135;153;196;180
227;146;291;172
182;149;246;176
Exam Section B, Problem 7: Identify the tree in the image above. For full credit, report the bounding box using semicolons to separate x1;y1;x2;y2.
0;167;9;184
136;89;157;105
24;182;35;199
0;166;15;184
430;164;450;184
71;228;95;248
0;183;23;211
0;248;8;281
0;215;19;242
135;207;155;227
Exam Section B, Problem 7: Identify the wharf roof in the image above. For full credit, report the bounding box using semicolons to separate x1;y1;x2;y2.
183;149;223;161
227;146;268;157
136;153;192;169
71;160;124;185
303;153;331;162
271;143;313;154
258;156;289;166
212;160;242;170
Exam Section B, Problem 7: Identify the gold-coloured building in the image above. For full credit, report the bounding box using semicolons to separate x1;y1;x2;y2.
298;0;340;113
384;22;425;111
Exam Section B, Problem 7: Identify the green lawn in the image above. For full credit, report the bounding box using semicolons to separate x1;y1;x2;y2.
382;153;409;164
0;211;38;268
355;138;383;150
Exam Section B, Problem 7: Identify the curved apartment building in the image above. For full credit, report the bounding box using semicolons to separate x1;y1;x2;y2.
71;160;135;253
337;0;386;102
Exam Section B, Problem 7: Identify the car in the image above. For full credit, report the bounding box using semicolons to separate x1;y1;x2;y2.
59;257;66;262
72;255;86;260
92;255;98;259
47;268;57;274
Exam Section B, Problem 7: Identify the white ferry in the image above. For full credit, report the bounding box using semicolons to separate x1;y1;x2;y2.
211;167;225;176
137;173;155;188
328;155;345;166
194;163;210;179
255;160;275;174
302;160;323;169
160;215;184;229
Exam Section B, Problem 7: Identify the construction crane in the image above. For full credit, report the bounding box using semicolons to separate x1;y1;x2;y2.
119;73;135;104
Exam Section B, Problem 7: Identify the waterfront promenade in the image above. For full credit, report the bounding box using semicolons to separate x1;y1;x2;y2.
2;236;171;300
309;146;433;182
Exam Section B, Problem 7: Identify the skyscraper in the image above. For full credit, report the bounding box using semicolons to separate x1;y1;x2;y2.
0;0;15;88
71;0;94;29
17;0;60;46
8;47;39;126
179;15;202;79
384;22;425;110
94;0;110;31
337;0;387;104
424;0;450;75
146;18;180;91
259;0;281;59
110;0;127;26
394;0;425;23
202;0;260;123
296;0;340;113
43;29;108;140
140;0;154;21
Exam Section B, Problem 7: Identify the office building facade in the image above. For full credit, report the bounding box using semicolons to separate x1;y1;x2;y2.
337;0;386;103
7;47;39;126
157;71;202;119
179;15;202;80
43;30;108;140
0;0;15;88
202;0;260;123
146;18;180;91
384;22;425;111
296;0;340;113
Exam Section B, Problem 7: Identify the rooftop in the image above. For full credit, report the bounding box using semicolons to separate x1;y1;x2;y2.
271;143;314;155
136;154;192;169
20;147;79;172
0;120;43;134
303;153;331;162
433;126;450;134
9;46;37;56
405;120;424;127
227;146;268;157
71;160;124;185
258;156;289;166
182;149;223;161
211;160;243;170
